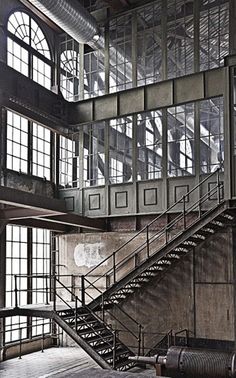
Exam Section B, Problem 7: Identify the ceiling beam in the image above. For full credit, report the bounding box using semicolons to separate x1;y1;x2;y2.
0;186;67;213
9;218;70;232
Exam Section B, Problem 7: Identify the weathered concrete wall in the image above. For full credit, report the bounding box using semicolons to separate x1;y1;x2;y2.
58;227;234;351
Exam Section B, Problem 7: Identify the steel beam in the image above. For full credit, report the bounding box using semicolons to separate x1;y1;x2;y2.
69;67;226;126
37;213;106;230
9;218;70;232
0;186;67;213
0;186;106;230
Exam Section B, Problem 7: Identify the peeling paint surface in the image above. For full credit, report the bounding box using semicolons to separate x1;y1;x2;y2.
74;243;107;268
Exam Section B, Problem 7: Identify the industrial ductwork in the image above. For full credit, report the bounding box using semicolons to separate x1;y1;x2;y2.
26;0;101;44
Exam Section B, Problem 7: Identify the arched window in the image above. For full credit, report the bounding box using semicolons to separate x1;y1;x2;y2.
7;11;52;90
60;49;80;102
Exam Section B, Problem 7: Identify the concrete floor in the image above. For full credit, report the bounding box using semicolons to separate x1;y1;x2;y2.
0;347;161;377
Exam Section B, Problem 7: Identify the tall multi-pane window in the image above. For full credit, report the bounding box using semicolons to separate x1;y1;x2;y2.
5;226;51;343
137;111;163;181
200;0;229;71
6;225;28;308
84;49;105;99
83;123;105;187
167;104;195;177
32;123;51;180
7;11;52;89
59;135;79;188
5;225;28;343
6;110;52;180
137;2;162;86
6;110;28;173
60;37;80;102
109;15;133;93
167;0;194;79
109;117;133;184
200;97;224;173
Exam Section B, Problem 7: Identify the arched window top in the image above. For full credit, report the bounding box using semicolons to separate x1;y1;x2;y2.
7;11;51;60
60;50;79;75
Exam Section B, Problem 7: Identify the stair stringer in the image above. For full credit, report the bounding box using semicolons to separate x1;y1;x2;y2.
52;312;111;369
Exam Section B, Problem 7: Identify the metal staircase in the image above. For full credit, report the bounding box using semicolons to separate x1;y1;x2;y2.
11;169;236;370
53;305;135;370
82;170;234;314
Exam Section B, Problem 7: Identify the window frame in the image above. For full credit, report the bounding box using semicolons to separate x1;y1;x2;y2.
6;10;53;89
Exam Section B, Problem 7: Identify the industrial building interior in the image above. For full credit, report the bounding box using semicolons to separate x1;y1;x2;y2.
1;0;236;377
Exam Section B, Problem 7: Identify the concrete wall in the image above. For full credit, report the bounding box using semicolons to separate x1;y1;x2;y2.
58;226;235;352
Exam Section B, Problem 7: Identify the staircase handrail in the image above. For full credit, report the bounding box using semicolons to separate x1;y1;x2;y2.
84;277;142;337
54;275;141;352
85;169;222;278
83;170;223;294
101;182;223;277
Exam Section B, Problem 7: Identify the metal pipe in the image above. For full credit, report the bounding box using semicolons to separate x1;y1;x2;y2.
26;0;100;44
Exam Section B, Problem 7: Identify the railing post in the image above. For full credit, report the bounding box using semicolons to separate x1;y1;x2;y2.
53;275;56;312
19;328;22;359
134;253;138;268
198;198;202;218
146;226;149;258
113;253;116;284
41;323;45;353
81;275;85;306
75;296;78;332
217;168;221;204
183;195;186;230
106;274;110;289
165;226;168;245
101;294;105;322
45;276;49;305
138;324;142;356
14;275;18;308
142;331;145;356
71;274;75;301
112;330;117;370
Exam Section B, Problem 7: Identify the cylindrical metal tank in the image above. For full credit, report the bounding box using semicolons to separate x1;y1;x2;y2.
165;346;236;378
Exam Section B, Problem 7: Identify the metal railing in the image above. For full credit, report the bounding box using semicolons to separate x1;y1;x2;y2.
13;273;143;358
83;169;224;300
